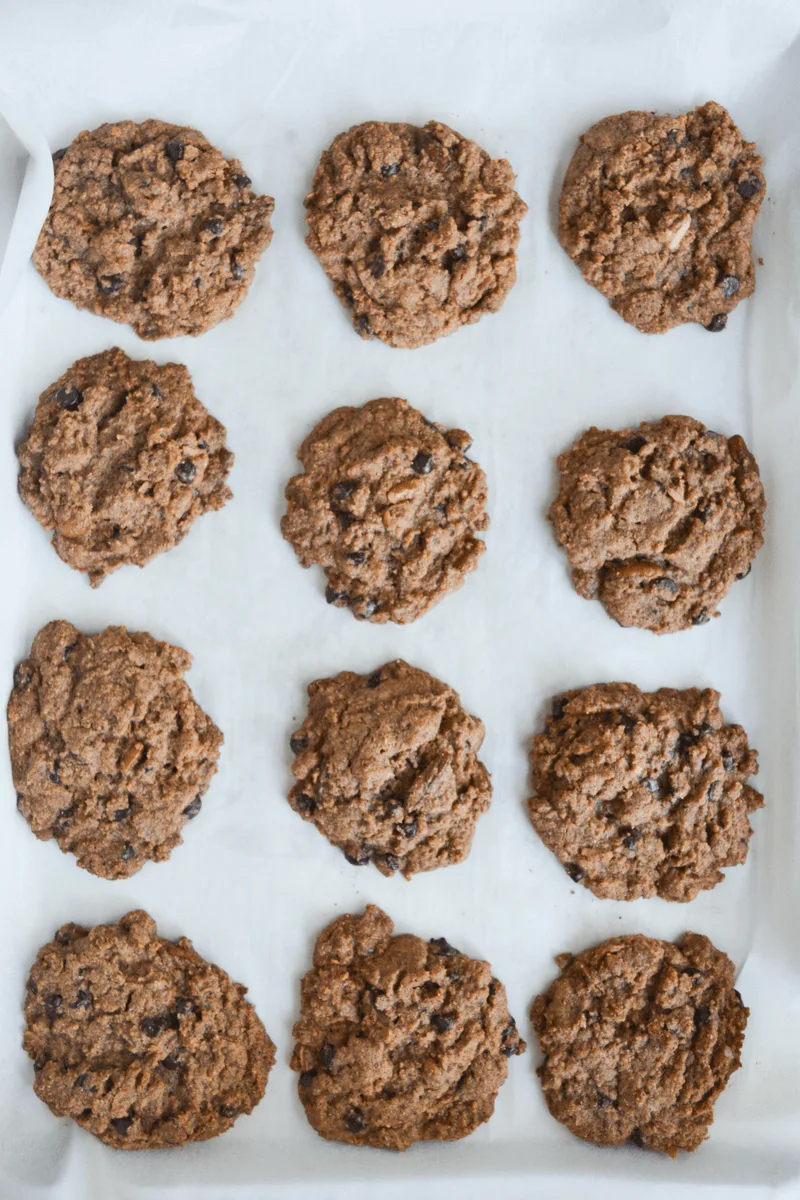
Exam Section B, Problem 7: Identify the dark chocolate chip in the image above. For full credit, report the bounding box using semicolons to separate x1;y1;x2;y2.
654;576;679;595
113;806;132;822
681;965;700;977
736;565;752;580
54;386;84;411
704;313;727;332
52;147;67;163
121;843;136;861
737;176;762;200
231;258;245;281
695;1004;711;1027
140;1015;168;1037
344;847;371;866
355;313;371;335
597;1092;615;1109
422;981;440;996
173;998;194;1016
621;828;640;851
719;274;740;297
233;173;251;189
299;1070;316;1088
52;807;74;836
623;434;647;453
551;697;567;720
629;1128;645;1148
354;597;379;619
734;988;744;1005
431;1013;454;1033
325;584;348;605
97;274;124;295
565;862;585;883
289;733;308;754
110;1117;134;1138
381;853;400;872
336;510;356;530
330;480;357;503
203;217;224;235
399;817;418;838
319;1043;336;1068
370;256;386;278
13;663;33;689
366;671;382;689
430;937;459;957
722;751;735;772
69;989;92;1010
294;793;316;814
26;977;38;995
44;994;63;1020
692;609;710;625
344;1108;367;1133
618;714;637;733
380;163;400;178
695;505;709;523
175;459;196;484
412;451;434;475
49;760;62;785
75;1073;89;1088
165;138;184;163
346;550;366;566
218;1104;239;1119
160;1054;181;1071
182;796;202;819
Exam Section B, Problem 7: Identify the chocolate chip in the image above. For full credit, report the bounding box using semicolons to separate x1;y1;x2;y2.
53;807;74;836
565;862;585;883
165;138;184;163
380;163;399;178
737;176;762;200
294;793;316;814
113;806;132;822
704;313;727;332
431;1013;454;1033
44;994;63;1020
722;751;735;772
75;1073;89;1088
97;274;124;295
344;847;371;865
412;451;434;475
140;1015;168;1037
330;480;357;503
182;796;202;819
623;434;647;453
325;584;348;605
289;733;308;754
430;937;459;957
367;671;382;689
353;597;379;619
736;565;752;581
629;1128;645;1148
52;147;67;163
54;385;84;411
654;576;679;595
49;761;62;785
621;828;640;851
233;173;251;189
346;550;366;566
26;977;38;995
69;989;92;1010
231;258;245;281
399;817;418;838
336;510;356;530
13;663;33;690
203;217;224;235
370;256;385;278
121;843;136;861
381;853;400;872
344;1108;367;1133
218;1104;239;1119
319;1043;336;1068
173;998;194;1017
175;459;196;484
111;1117;133;1136
597;1092;614;1109
618;713;637;733
422;981;440;996
692;609;710;625
551;697;567;719
719;274;740;297
695;1004;711;1027
299;1070;316;1087
356;313;371;335
733;988;744;1006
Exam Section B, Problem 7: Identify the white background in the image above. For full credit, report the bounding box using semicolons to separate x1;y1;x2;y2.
0;1;799;1197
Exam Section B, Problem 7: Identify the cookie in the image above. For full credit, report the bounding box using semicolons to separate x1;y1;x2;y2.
23;910;274;1149
282;397;488;623
305;120;527;348
289;660;491;877
17;348;233;586
290;905;525;1149
527;683;762;902
558;101;764;333
8;620;222;880
531;932;748;1155
34;120;273;339
548;415;765;633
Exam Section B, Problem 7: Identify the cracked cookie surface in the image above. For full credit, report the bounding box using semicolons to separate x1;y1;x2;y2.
291;905;525;1149
548;415;765;633
18;348;233;586
23;910;274;1149
282;397;488;624
34;119;273;338
531;932;748;1155
305;120;527;348
527;683;762;902
559;102;764;333
289;660;491;877
8;620;222;879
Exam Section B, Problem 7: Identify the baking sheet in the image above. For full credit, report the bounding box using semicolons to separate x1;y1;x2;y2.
1;1;799;1197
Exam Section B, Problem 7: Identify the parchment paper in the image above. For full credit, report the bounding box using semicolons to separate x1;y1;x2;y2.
0;2;798;1198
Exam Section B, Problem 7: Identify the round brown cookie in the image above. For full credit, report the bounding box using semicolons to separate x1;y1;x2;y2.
8;620;222;880
289;660;491;877
305;120;527;348
531;932;748;1155
290;905;525;1149
548;415;765;633
34;119;273;339
558;101;764;333
527;683;762;902
282;397;488;623
17;348;233;587
23;910;275;1149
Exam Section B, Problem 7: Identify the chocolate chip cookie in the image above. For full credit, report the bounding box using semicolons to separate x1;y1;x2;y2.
282;397;488;623
527;683;762;902
559;102;764;333
34;120;273;338
305;120;527;348
549;416;765;633
531;932;748;1155
291;905;525;1149
17;348;233;586
8;620;222;879
289;660;491;877
23;910;275;1149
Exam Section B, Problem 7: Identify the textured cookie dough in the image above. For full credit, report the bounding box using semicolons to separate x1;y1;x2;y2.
8;620;222;880
305;120;527;348
282;397;488;624
17;348;233;586
289;659;491;877
548;415;765;633
23;910;275;1149
527;683;762;902
291;905;525;1149
531;932;748;1155
34;119;274;339
559;102;764;333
